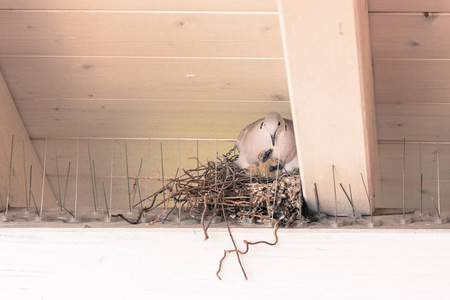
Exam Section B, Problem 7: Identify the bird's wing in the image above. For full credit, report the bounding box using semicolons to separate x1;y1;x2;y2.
236;118;263;150
284;118;294;128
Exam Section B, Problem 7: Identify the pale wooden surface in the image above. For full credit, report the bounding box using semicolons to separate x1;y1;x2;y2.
369;1;450;209
0;57;287;101
278;0;379;215
0;2;289;210
370;14;450;59
2;227;450;299
374;59;450;104
31;139;239;209
0;0;277;11
369;0;450;12
376;103;450;140
378;142;450;208
0;71;56;209
354;0;382;217
17;100;291;139
0;11;282;58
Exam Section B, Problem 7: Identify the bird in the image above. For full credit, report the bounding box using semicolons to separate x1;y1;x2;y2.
235;112;298;173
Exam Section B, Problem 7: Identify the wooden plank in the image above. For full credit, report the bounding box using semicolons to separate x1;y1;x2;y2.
374;59;450;104
0;57;288;102
0;70;56;209
378;143;443;181
378;143;450;208
3;229;450;299
36;139;236;209
0;0;276;11
355;0;382;216
380;179;450;209
376;103;450;140
278;0;379;215
32;139;236;178
370;14;450;59
0;12;282;58
16;99;291;139
369;0;450;13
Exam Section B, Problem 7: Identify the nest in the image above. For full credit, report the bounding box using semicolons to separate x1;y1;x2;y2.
119;148;306;227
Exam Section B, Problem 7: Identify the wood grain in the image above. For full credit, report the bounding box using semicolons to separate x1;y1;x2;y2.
278;0;379;215
380;179;450;209
0;0;277;11
0;70;56;209
2;228;450;299
32;138;237;208
373;59;450;104
376;103;450;140
0;11;282;57
370;14;450;59
0;57;288;101
31;138;237;178
16;99;291;139
378;143;450;209
369;0;450;12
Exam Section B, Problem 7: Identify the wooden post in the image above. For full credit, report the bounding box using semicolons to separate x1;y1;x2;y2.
0;69;56;209
278;0;381;215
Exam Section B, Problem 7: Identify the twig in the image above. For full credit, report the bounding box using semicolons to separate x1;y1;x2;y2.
216;220;281;280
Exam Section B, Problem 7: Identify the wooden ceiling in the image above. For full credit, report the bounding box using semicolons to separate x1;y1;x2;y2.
1;0;449;209
0;0;291;140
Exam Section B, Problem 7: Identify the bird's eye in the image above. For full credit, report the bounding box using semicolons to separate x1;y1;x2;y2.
278;122;281;126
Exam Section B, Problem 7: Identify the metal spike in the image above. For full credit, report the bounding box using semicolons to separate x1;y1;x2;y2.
0;194;5;218
5;135;14;220
177;138;181;219
88;143;97;212
160;143;166;209
419;141;423;218
109;138;114;219
313;183;320;216
125;143;132;214
63;162;71;208
272;134;283;223
55;143;63;213
436;138;441;221
146;137;150;208
102;180;109;217
361;173;373;224
28;165;32;214
93;160;99;213
215;137;218;211
340;183;355;219
250;136;253;184
31;191;39;216
402;138;406;222
39;137;47;220
74;138;79;219
197;140;200;193
131;158;144;208
332;165;338;224
22;141;29;213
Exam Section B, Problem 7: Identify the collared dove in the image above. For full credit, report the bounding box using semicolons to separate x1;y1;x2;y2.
235;112;299;172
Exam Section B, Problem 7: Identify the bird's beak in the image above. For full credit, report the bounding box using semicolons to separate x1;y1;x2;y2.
271;133;276;146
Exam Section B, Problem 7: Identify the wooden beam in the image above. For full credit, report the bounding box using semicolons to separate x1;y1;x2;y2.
2;228;450;298
0;69;56;210
278;0;381;215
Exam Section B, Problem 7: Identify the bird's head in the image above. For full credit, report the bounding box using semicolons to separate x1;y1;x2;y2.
259;112;285;146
